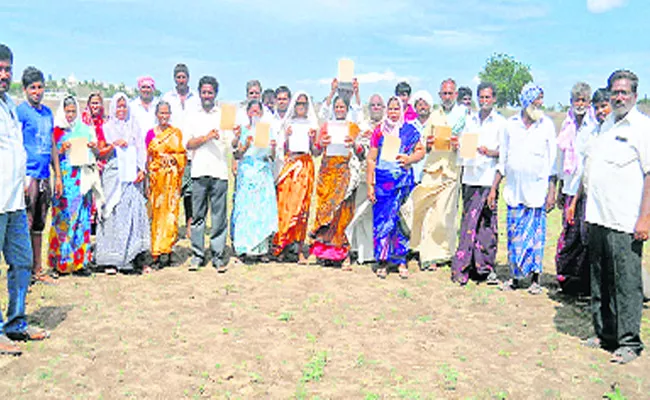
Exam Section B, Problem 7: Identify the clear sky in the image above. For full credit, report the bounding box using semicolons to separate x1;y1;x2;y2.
3;0;648;106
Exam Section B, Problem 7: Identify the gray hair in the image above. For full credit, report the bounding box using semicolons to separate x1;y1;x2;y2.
440;78;457;90
155;100;172;115
246;80;262;94
570;82;592;101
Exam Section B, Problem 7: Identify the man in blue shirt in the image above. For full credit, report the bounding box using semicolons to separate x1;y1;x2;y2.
16;66;60;284
0;44;50;356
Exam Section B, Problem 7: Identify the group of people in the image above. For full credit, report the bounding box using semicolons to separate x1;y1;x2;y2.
0;42;648;364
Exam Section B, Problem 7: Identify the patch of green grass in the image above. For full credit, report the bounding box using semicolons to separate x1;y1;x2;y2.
300;351;327;383
416;315;432;323
397;288;411;299
278;311;293;322
603;384;627;400
438;363;459;390
249;371;263;383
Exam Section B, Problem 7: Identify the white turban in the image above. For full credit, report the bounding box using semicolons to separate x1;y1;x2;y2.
410;90;434;108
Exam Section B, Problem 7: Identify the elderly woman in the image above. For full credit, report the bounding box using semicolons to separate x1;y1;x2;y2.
367;96;425;279
95;93;151;274
272;91;319;264
309;96;362;269
145;101;186;271
231;100;278;262
48;96;102;276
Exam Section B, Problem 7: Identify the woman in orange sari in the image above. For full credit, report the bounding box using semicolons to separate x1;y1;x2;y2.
310;96;362;269
272;91;319;264
145;101;186;270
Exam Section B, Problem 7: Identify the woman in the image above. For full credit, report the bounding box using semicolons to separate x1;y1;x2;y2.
82;92;107;240
48;96;102;276
367;97;424;279
231;100;278;262
272;91;319;264
95;92;151;274
309;96;362;268
145;101;186;270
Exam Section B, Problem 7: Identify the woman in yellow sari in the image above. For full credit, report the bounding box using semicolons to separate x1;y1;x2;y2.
146;101;186;270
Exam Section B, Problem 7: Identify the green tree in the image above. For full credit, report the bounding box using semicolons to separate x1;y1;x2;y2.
478;53;533;108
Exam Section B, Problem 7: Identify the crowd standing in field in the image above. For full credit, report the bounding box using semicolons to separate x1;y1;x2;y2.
0;43;649;365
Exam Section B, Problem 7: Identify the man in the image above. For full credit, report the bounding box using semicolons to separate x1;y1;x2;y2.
236;80;273;126
272;86;291;179
163;64;199;239
487;84;557;294
394;81;417;122
554;82;597;294
409;90;434;184
184;76;234;273
16;66;59;284
458;86;472;108
347;93;385;264
409;79;467;271
451;82;505;285
319;78;362;123
262;88;276;113
0;44;49;356
130;76;159;136
582;70;649;364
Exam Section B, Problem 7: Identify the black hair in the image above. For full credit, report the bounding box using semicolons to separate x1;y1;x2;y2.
21;66;44;88
174;63;189;78
476;82;496;98
592;88;610;104
332;95;350;110
63;96;76;109
262;88;275;102
198;75;219;94
458;86;472;100
246;99;264;113
395;81;411;96
607;69;638;93
0;44;13;63
275;86;291;99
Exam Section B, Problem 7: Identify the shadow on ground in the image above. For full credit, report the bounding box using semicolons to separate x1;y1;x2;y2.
27;304;74;330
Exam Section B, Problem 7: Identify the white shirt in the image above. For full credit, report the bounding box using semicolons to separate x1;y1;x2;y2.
0;95;27;213
556;114;598;196
585;107;650;234
498;113;557;208
461;110;506;187
411;117;429;183
183;105;233;180
129;97;159;138
271;112;287;180
162;89;200;135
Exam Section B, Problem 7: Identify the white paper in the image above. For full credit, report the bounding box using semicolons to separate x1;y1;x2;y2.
327;121;349;156
116;146;138;183
288;122;311;153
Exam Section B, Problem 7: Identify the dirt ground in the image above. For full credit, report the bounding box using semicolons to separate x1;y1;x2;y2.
1;212;649;399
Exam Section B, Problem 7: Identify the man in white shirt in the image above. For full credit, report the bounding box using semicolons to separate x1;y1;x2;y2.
554;82;598;294
184;76;234;273
409;90;433;184
583;70;649;364
163;64;200;239
271;86;291;180
0;44;49;356
451;82;505;285
130;76;159;137
488;84;557;294
409;78;467;272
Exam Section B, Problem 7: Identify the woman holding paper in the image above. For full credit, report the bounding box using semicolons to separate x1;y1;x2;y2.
366;97;424;279
309;96;361;268
95;93;151;275
272;91;318;264
145;101;187;270
48;96;101;275
231;100;278;261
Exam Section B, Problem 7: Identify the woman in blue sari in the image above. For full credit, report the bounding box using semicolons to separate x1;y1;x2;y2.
366;97;425;279
231;100;279;262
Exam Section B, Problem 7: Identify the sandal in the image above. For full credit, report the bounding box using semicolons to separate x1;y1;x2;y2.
611;347;639;364
376;267;387;279
398;265;409;279
32;273;56;285
6;326;50;342
501;279;517;291
581;337;602;349
105;267;117;276
527;282;543;295
142;265;154;275
341;259;352;272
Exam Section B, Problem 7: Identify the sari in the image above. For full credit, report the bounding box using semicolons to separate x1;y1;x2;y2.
146;126;186;257
95;93;151;271
309;122;361;261
82;96;107;232
48;103;97;274
232;126;278;256
372;123;421;265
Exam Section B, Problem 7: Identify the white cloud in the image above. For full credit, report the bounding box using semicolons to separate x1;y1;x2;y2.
587;0;626;13
399;29;494;48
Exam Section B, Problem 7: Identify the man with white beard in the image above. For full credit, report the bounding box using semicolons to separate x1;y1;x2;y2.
487;84;557;294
